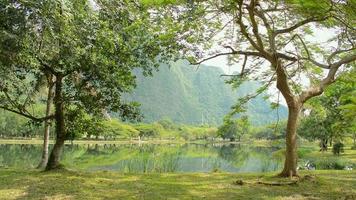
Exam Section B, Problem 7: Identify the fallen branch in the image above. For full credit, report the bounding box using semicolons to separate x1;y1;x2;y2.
256;181;298;186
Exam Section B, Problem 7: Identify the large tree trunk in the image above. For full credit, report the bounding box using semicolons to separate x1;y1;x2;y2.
279;104;301;177
274;60;302;177
46;75;65;170
37;78;54;169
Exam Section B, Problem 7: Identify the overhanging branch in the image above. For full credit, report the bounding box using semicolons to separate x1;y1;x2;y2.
190;46;263;65
275;16;329;35
0;105;54;122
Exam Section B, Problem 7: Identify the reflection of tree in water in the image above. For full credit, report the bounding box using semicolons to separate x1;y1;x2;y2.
215;145;282;172
0;144;41;168
0;143;282;172
216;144;250;167
247;147;282;172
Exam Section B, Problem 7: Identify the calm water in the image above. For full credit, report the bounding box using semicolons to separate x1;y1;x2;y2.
0;143;283;173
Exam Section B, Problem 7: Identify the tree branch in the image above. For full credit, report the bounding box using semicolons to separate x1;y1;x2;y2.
190;46;263;65
235;1;264;53
299;53;356;103
275;16;329;35
36;56;58;76
246;0;265;50
0;105;54;122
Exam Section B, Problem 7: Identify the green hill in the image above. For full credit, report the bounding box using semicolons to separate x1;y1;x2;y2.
125;60;287;125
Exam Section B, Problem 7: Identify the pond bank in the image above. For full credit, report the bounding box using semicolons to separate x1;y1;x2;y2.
0;169;355;199
0;138;268;145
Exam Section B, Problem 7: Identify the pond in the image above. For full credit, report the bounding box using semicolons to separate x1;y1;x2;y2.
0;143;284;173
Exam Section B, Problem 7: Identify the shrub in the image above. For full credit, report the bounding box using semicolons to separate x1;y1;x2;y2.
313;157;349;170
332;142;344;155
297;148;313;158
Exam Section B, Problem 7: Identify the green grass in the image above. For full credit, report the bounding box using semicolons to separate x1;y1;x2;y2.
305;148;356;163
0;169;355;200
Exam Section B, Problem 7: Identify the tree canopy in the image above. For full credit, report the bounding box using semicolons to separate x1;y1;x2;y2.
155;0;356;176
0;0;176;170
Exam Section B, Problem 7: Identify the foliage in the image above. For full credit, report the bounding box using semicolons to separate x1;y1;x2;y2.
0;109;45;138
252;121;287;140
134;123;163;140
299;70;356;151
217;117;238;141
332;142;344;156
311;157;350;170
101;119;139;140
65;107;103;141
217;115;250;141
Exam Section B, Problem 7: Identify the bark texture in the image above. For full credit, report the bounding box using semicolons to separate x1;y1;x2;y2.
279;104;301;177
46;76;65;170
37;78;54;169
274;60;301;177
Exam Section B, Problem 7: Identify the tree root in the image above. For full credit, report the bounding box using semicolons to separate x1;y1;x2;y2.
233;175;316;187
277;172;300;178
233;179;298;186
256;180;298;186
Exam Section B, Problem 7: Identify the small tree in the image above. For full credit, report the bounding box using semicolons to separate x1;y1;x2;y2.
332;142;344;155
217;116;238;141
236;115;250;141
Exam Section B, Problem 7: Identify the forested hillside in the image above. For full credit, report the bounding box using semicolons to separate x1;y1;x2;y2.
125;60;288;125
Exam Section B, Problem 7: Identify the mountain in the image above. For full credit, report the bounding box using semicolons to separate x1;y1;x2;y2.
125;60;288;126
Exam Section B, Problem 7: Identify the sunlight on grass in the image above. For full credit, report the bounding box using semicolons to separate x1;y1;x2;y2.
0;169;355;200
0;188;27;200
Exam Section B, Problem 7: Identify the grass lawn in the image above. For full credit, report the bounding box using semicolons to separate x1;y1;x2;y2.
0;169;355;200
306;148;356;163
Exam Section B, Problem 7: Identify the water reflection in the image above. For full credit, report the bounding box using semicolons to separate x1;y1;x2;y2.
0;143;283;173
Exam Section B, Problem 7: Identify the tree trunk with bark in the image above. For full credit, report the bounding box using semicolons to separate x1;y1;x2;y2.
37;77;55;169
279;104;301;177
274;60;303;177
46;75;65;170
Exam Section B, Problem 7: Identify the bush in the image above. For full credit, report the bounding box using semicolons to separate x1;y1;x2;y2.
297;148;313;158
332;142;344;155
313;158;349;170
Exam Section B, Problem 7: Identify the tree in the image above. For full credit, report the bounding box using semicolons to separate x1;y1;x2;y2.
236;115;250;141
37;75;55;168
299;107;332;151
0;14;54;168
218;115;250;141
0;0;174;170
217;116;239;141
158;0;356;176
134;123;162;141
299;70;355;151
337;71;356;148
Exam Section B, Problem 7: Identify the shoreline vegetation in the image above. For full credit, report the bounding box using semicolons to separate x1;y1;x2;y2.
0;168;355;200
2;140;355;172
0;138;270;145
